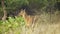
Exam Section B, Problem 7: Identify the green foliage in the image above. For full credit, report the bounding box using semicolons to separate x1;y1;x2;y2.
1;0;56;10
29;0;57;9
0;16;25;34
0;0;58;12
4;0;29;9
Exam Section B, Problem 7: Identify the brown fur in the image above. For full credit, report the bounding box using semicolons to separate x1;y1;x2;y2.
18;9;37;27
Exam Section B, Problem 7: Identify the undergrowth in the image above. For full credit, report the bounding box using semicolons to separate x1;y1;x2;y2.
0;16;25;34
0;11;60;34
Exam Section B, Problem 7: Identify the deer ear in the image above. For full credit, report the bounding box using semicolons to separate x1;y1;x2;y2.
23;9;26;13
24;9;26;12
20;9;24;13
21;9;23;11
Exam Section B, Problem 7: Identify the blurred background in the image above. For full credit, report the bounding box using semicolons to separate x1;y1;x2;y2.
0;0;60;34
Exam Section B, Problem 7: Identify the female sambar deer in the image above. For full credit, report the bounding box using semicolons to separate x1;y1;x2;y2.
18;9;37;27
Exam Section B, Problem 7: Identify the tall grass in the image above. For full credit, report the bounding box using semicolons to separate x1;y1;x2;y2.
0;11;60;34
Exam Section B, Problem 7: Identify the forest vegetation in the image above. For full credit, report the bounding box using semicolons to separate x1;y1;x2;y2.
0;0;60;34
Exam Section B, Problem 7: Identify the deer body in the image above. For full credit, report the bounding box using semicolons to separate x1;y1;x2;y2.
18;9;37;27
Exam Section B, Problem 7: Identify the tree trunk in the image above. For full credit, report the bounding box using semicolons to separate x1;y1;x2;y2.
1;0;7;21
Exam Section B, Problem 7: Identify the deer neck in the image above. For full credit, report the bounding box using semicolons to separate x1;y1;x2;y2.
23;13;27;19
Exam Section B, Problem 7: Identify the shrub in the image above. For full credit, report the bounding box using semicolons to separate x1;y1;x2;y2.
0;16;25;34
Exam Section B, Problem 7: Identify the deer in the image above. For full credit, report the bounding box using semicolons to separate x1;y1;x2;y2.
18;9;37;28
